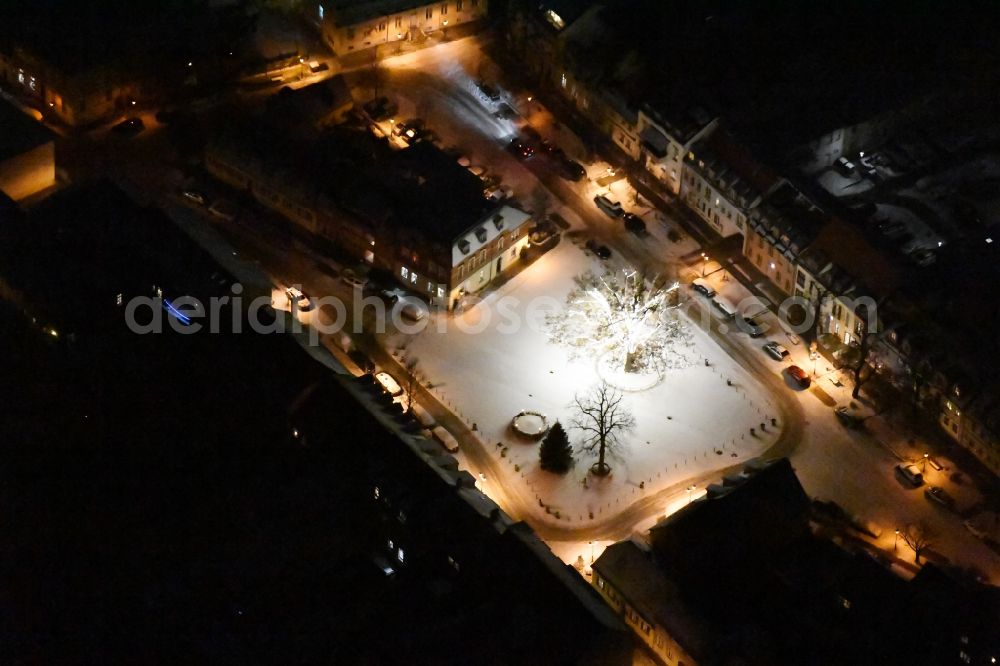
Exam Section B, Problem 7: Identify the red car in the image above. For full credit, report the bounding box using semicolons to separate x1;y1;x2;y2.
787;365;811;388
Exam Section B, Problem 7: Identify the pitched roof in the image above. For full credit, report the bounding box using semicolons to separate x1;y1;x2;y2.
593;539;711;659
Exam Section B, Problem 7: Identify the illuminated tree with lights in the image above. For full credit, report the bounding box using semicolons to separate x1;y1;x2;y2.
546;269;694;376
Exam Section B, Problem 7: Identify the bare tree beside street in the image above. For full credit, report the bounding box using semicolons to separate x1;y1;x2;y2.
902;522;935;564
850;302;881;400
402;356;420;416
571;383;636;476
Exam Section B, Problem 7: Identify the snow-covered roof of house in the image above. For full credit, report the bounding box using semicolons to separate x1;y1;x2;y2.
451;204;531;267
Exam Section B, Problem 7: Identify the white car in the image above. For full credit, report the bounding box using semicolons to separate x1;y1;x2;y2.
285;286;313;311
375;371;403;397
763;341;789;361
398;299;428;322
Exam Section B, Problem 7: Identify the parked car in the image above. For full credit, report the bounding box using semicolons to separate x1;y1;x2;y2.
181;189;207;206
557;157;586;181
834;156;856;177
507;138;534;160
924;486;955;509
622;213;646;235
895;463;924;487
285;286;314;311
585;239;611;259
399;299;428;322
341;269;367;289
375;371;404;397
740;316;766;337
593;194;624;218
363;96;397;121
711;297;737;320
476;81;502;101
493;102;517;119
835;405;865;428
787;365;811;388
112;117;145;136
380;287;406;304
763;341;790;361
690;278;715;298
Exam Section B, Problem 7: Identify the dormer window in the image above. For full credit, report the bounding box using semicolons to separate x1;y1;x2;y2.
475;227;488;243
458;239;471;254
493;214;504;230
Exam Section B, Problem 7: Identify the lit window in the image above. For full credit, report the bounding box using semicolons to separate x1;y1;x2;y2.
398;510;406;523
437;286;445;298
116;293;123;306
374;486;380;499
17;69;25;85
411;272;418;284
387;538;394;550
401;266;409;279
397;547;405;563
318;4;324;19
561;73;567;88
427;281;433;292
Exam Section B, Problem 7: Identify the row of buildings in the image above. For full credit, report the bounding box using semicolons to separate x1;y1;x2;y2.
590;459;1000;665
505;0;1000;476
307;0;489;55
206;78;533;310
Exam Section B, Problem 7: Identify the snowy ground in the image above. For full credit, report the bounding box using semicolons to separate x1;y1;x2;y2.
392;236;780;528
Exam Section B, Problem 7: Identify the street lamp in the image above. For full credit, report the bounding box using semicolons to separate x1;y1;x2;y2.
700;253;708;277
922;452;929;472
589;540;594;564
894;528;900;552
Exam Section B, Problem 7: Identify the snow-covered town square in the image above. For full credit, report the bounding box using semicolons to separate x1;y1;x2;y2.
394;231;784;529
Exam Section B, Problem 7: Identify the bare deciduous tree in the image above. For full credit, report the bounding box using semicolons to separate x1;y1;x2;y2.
902;522;935;564
571;383;636;476
402;356;420;416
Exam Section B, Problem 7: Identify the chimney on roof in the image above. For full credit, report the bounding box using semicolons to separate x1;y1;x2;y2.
493;213;504;230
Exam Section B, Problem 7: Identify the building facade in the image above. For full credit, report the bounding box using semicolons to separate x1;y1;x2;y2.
638;107;715;197
312;0;487;55
680;128;778;239
0;46;134;127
